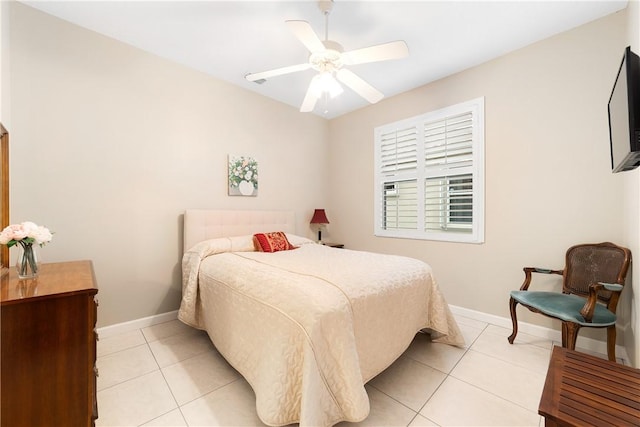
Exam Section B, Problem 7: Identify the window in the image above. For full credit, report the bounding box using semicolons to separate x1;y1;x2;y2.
374;97;484;243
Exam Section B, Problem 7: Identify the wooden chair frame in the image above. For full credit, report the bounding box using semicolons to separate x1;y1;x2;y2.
508;242;631;361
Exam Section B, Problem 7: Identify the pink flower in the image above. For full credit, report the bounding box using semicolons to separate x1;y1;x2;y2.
0;222;53;247
0;229;11;245
32;226;53;245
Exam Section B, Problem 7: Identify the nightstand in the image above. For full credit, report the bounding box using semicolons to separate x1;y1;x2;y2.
322;243;344;248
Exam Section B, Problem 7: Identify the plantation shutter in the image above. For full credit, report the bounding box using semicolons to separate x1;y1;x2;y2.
383;179;418;230
424;112;474;233
380;126;418;174
424;174;473;232
424;112;473;170
374;97;484;243
378;126;419;231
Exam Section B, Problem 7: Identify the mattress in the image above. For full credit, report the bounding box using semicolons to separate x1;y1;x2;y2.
178;234;463;426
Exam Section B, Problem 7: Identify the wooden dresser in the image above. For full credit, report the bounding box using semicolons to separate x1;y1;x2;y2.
1;260;99;427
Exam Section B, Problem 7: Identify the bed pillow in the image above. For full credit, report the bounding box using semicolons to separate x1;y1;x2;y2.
285;233;316;247
253;232;296;252
185;235;255;256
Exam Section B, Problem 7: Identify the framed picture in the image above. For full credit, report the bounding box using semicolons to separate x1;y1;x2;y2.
228;155;258;197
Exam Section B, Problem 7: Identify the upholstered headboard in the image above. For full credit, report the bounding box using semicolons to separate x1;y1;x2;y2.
183;209;296;252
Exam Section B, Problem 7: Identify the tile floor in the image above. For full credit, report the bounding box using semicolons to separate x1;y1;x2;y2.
95;314;610;427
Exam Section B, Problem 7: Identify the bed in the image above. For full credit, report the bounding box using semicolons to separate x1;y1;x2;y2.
178;209;464;427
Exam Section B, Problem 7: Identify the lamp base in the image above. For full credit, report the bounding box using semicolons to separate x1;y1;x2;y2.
318;229;322;243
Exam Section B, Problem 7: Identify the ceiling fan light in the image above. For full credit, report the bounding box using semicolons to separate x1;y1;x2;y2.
316;72;343;98
309;74;324;98
328;82;343;98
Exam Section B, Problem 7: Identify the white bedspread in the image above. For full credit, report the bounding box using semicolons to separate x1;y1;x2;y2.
178;236;464;427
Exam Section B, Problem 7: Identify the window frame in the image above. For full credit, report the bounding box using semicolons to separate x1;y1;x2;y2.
374;97;485;244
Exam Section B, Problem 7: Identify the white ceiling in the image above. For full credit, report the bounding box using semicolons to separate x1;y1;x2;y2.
21;0;627;119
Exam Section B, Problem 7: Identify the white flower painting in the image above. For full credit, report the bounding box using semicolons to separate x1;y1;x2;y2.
228;155;258;197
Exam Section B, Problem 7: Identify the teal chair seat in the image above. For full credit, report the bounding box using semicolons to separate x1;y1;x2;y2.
510;291;616;326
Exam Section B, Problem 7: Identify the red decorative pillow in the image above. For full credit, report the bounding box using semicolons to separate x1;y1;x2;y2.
253;232;296;253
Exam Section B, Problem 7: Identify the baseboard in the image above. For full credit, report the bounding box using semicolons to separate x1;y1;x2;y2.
449;305;629;363
97;310;179;339
95;305;629;363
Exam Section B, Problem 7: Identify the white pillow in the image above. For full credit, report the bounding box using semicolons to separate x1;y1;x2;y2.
186;235;255;256
285;233;316;247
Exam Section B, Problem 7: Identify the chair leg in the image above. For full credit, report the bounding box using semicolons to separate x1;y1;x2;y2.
508;297;518;344
607;326;616;362
562;322;580;350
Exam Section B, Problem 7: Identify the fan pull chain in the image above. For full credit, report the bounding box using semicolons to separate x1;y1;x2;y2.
323;92;330;115
324;11;329;41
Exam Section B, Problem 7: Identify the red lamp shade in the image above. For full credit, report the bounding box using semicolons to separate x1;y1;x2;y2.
310;209;330;242
310;209;330;224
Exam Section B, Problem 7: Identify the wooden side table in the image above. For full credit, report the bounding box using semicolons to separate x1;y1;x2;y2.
322;242;344;248
539;346;640;427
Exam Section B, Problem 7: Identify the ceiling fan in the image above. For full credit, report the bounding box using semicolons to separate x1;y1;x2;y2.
245;0;409;113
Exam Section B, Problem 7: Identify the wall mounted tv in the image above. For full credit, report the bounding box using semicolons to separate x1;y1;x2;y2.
608;46;640;173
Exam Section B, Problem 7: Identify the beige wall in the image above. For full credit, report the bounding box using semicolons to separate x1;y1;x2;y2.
329;11;629;346
622;0;640;366
9;3;329;327
1;0;10;124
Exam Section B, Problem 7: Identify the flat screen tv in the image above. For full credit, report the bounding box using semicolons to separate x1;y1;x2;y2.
608;46;640;173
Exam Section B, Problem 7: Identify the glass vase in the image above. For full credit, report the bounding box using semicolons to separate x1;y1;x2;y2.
16;243;40;280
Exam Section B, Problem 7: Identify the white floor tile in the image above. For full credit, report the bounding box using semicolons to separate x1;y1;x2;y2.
368;355;447;411
96;371;177;427
142;319;200;343
471;325;552;375
97;329;147;358
458;322;486;348
453;314;489;330
491;324;553;350
420;377;540;426
97;344;159;391
336;385;417;427
141;409;188;426
93;315;613;427
148;329;216;368
162;349;241;405
450;350;546;412
403;332;467;374
180;379;267;426
408;413;439;426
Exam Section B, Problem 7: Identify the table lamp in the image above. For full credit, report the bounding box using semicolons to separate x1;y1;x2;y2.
310;209;330;242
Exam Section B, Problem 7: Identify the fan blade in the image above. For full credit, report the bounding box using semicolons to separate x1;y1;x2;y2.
336;69;384;104
245;63;311;82
300;80;320;112
343;40;409;65
286;20;325;53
